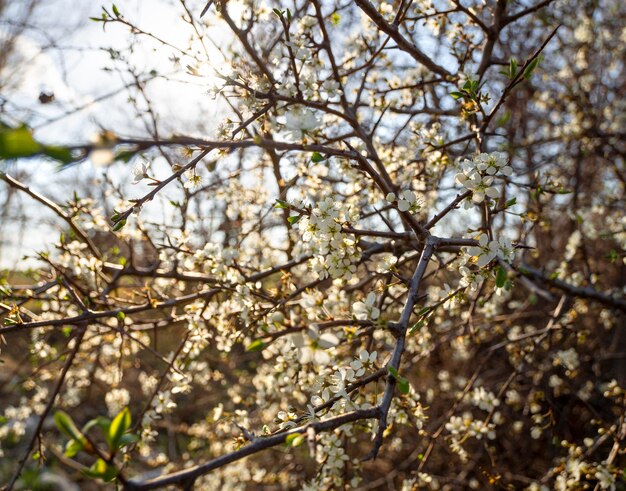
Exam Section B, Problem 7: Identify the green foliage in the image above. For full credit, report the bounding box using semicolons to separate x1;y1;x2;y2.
285;433;305;447
495;266;507;288
311;152;325;163
408;306;432;335
106;407;132;451
387;366;410;395
523;56;542;80
112;219;127;231
451;78;480;101
0;124;77;164
54;411;86;443
246;339;267;352
499;58;518;80
83;458;117;482
54;407;138;483
274;199;289;209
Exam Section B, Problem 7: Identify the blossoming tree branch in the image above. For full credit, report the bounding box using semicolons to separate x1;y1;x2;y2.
0;0;625;490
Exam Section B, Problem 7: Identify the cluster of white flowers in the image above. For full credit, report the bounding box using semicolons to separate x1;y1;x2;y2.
470;387;500;412
291;326;340;365
445;410;499;463
105;388;130;417
546;444;617;491
457;255;488;292
456;152;512;204
467;233;515;267
57;240;103;290
349;349;377;377
375;253;398;273
317;433;350;472
430;282;460;309
281;105;320;139
446;413;496;440
274;408;298;430
193;243;242;280
140;389;177;443
298;197;361;280
386;189;423;212
553;348;580;372
307;349;378;412
400;473;440;491
352;292;380;320
0;385;48;458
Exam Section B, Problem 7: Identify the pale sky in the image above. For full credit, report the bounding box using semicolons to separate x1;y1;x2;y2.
0;0;232;267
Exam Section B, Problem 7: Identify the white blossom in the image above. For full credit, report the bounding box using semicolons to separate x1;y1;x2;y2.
132;159;151;184
353;292;380;320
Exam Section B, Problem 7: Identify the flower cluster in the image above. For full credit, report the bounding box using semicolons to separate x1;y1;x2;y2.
298;197;361;280
470;387;501;412
466;233;515;267
281;105;320;139
386;189;423;212
291;326;340;365
352;292;380;320
456;152;512;204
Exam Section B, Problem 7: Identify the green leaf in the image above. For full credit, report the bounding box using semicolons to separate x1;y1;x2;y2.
64;439;85;458
387;365;399;378
495;266;507;288
330;12;341;25
54;411;86;443
83;458;117;482
0;126;77;164
112;219;127;231
311;152;325;163
287;215;300;225
274;199;289;209
116;311;126;322
505;197;517;208
285;433;305;447
500;58;518;79
112;4;120;17
415;306;431;317
107;407;131;451
388;366;410;394
408;318;426;335
450;91;464;100
523;56;541;80
0;126;41;160
43;145;74;164
397;377;410;394
246;339;266;352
